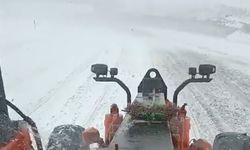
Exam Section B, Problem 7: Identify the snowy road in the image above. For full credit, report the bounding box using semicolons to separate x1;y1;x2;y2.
1;0;250;148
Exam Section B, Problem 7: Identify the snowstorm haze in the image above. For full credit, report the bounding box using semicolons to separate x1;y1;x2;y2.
1;0;250;147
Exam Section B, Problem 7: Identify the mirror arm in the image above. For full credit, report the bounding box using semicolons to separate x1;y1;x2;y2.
0;68;9;118
94;77;131;106
173;78;212;106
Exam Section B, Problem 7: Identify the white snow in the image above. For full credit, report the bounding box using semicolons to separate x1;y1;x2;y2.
1;0;250;148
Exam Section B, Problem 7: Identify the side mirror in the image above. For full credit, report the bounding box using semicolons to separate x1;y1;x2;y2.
199;64;216;77
174;64;216;105
188;64;216;79
91;64;131;105
189;67;197;78
110;68;118;77
91;64;108;77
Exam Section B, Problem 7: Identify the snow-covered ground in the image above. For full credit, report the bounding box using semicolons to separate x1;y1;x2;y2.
1;0;250;148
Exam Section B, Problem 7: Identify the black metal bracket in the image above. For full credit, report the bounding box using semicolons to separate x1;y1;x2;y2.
138;68;168;100
93;77;131;105
0;67;8;117
173;78;212;105
173;64;216;106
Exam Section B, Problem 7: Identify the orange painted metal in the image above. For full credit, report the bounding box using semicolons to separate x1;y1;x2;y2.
104;104;123;144
105;114;123;144
104;114;123;144
170;104;191;150
0;129;32;150
83;127;101;144
189;139;212;150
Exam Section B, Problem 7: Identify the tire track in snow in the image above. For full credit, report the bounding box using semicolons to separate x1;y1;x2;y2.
34;49;124;144
53;74;94;124
41;49;124;137
28;50;102;115
83;87;120;127
28;64;91;115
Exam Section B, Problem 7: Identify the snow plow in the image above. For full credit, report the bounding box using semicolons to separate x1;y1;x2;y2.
90;64;215;150
0;64;250;150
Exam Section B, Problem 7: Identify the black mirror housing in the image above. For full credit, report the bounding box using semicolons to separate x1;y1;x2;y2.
91;64;108;77
189;67;197;77
199;64;216;76
110;68;118;77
